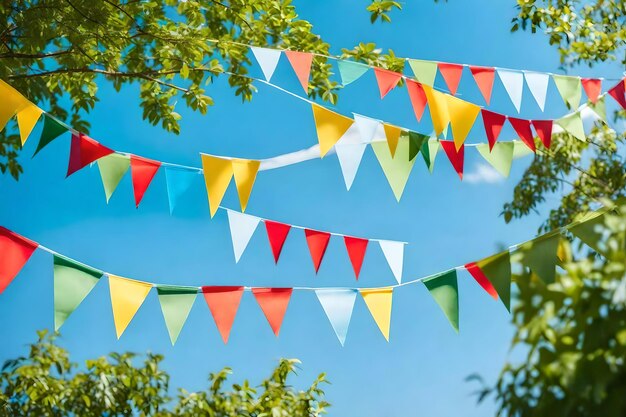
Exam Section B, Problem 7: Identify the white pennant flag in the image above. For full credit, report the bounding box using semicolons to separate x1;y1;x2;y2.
335;123;367;190
227;210;261;263
353;113;383;143
378;240;405;284
497;69;524;113
315;289;357;346
524;71;550;112
250;47;282;81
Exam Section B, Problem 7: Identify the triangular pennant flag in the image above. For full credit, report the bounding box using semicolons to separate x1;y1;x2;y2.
589;96;607;122
497;69;524;112
373;68;402;99
372;135;416;201
202;286;244;343
156;285;197;345
54;255;103;331
16;103;43;146
0;79;29;131
378;240;404;284
200;154;233;217
423;270;459;332
556;112;586;141
97;153;130;203
250;46;282;81
476;250;511;311
353;113;383;143
440;140;464;180
227;210;261;263
337;60;369;86
231;159;260;212
608;79;626;109
408;131;429;161
130;155;161;207
316;289;357;345
311;104;354;157
0;227;37;294
164;166;198;213
513;140;534;159
421;140;439;173
264;220;291;263
532;120;553;148
437;63;464;95
567;210;608;255
422;85;450;136
66;133;114;177
406;80;428;122
517;233;560;284
469;66;496;104
34;115;68;156
108;275;152;339
476;142;514;177
252;287;292;336
446;95;480;150
581;78;602;104
343;236;368;279
360;288;393;341
508;117;536;152
553;75;582;110
464;262;498;300
408;59;438;87
304;229;331;273
383;123;402;156
481;110;506;150
284;50;313;93
523;71;550;111
335;124;367;190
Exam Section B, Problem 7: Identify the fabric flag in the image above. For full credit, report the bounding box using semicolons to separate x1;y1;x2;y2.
373;68;402;99
343;236;368;279
532;120;553;148
423;270;459;332
337;60;369;86
311;104;354;157
568;211;608;255
469;66;496;104
285;50;313;93
440;140;464;180
0;79;29;131
372;135;416;202
16;103;43;146
517;233;560;284
497;69;524;112
232;159;260;212
164;166;198;213
304;229;331;273
553;75;582;110
608;79;626;109
264;220;291;263
581;78;602;104
383;123;402;156
464;262;498;300
98;154;130;203
556;112;586;141
252;287;292;336
422;85;450;136
34;115;68;156
437;63;464;95
446;95;480;150
408;59;438;87
250;46;282;81
200;154;233;217
360;288;393;341
130;155;161;208
156;285;197;345
513;140;534;159
508;118;536;152
0;227;37;294
378;240;404;284
421;140;439;173
354;113;383;143
476;250;511;311
589;96;607;122
335;123;367;190
523;71;550;111
227;210;261;263
202;286;244;343
66;133;114;177
476;142;514;177
108;275;152;339
54;255;103;331
406;80;428;122
481;110;506;150
316;289;357;346
408;131;429;161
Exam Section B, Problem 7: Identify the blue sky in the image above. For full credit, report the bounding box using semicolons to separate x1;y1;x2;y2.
1;1;624;416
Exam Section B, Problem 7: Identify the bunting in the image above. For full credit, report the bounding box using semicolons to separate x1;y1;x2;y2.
464;262;498;300
285;50;313;93
108;275;152;339
469;66;496;104
524;72;550;112
202;286;244;343
164;167;199;213
16;102;43;146
498;69;524;112
373;68;402;99
311;104;354;157
304;229;331;273
200;155;233;217
437;63;464;96
440;140;464;180
516;233;560;284
335;123;367;190
250;46;282;81
360;288;393;341
0;227;37;294
421;140;440;173
130;155;161;207
582;78;602;104
481;110;506;150
372;135;416;201
227;210;261;263
532;120;553;149
407;59;438;87
476;142;514;178
265;220;291;263
378;240;404;284
252;287;292;336
344;236;368;279
383;123;402;156
337;60;369;86
406;80;428;122
422;85;450;136
66;133;114;177
423;270;459;332
553;75;582;110
0;79;29;131
98;154;131;203
316;289;357;345
34;115;68;156
556;112;586;141
608;79;626;109
232;159;261;212
446;95;480;150
508;117;536;152
475;251;511;311
157;285;197;345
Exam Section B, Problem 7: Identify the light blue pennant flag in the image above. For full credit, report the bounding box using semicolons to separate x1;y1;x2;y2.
315;289;358;346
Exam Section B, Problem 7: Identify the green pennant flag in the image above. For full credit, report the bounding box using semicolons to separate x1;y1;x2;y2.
516;232;561;284
421;140;439;173
407;59;438;87
553;75;582;110
588;96;607;122
156;285;198;345
372;135;416;201
423;269;459;332
97;153;130;203
556;112;586;141
408;131;429;161
34;115;69;156
54;255;103;330
477;250;511;311
569;212;608;255
337;60;369;86
476;142;514;177
512;141;533;159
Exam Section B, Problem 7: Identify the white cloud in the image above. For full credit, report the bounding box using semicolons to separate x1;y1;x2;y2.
464;163;503;184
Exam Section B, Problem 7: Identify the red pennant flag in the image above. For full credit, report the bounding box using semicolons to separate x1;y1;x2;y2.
304;229;331;273
581;78;602;104
532;120;553;149
465;262;498;300
406;80;427;122
130;155;161;207
252;287;292;336
469;66;496;104
264;220;291;263
608;79;626;109
285;50;314;93
344;236;368;279
481;110;506;150
508;117;536;152
0;227;37;294
440;140;464;180
373;68;402;99
66;133;114;177
202;286;244;343
437;63;464;95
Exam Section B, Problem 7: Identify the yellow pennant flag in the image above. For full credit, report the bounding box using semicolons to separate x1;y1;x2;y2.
232;159;261;212
16;102;43;146
422;85;450;136
383;124;403;157
311;103;354;157
360;288;393;341
0;80;30;132
201;154;234;217
446;95;480;150
108;275;152;339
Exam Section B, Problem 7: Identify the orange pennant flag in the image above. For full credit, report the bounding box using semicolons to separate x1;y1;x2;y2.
252;287;292;336
311;104;354;157
202;286;244;343
285;50;314;93
438;63;464;95
373;68;402;99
